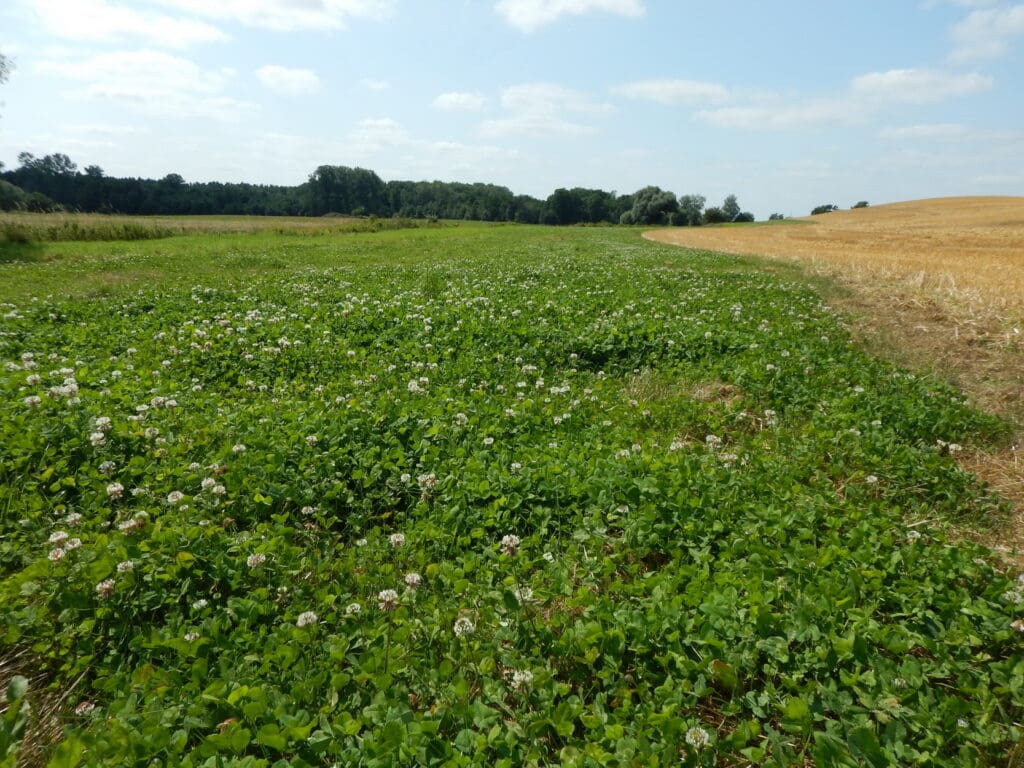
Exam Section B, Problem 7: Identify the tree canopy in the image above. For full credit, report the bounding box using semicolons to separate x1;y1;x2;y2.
0;150;759;227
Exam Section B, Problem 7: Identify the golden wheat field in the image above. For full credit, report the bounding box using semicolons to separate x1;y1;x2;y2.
650;196;1024;554
647;196;1024;322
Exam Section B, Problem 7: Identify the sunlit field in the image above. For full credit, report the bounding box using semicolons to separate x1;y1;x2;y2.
1;222;1021;766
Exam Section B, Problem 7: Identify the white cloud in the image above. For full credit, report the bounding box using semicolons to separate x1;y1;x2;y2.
879;123;970;139
850;68;993;103
153;0;394;32
27;0;226;48
257;65;320;95
36;49;252;121
481;83;612;137
433;91;487;111
699;68;993;131
697;98;860;130
611;79;729;105
950;4;1024;60
495;0;644;32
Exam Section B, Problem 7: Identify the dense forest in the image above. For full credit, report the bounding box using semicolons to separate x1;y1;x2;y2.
0;152;753;225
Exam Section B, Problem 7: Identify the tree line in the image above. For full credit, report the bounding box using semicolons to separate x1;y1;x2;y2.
0;151;755;226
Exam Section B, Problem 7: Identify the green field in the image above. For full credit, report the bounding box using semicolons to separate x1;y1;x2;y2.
1;222;1021;767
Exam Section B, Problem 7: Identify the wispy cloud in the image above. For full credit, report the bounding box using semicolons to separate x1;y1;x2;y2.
697;99;860;130
37;49;252;121
879;123;970;139
433;91;487;111
361;78;390;92
495;0;644;32
481;83;612;137
850;68;992;103
950;4;1024;60
697;68;992;130
611;79;729;105
27;0;226;48
256;65;320;95
153;0;395;32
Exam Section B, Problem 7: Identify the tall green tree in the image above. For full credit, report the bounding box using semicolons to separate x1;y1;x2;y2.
676;194;705;226
620;186;679;225
721;194;741;221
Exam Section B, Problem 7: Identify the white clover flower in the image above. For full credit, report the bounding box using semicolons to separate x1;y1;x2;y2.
98;460;116;475
454;412;469;426
514;586;534;605
184;631;200;642
106;482;124;499
378;589;399;611
65;512;83;527
685;725;710;750
89;432;106;447
232;444;247;453
192;598;209;610
345;602;362;616
116;560;134;573
865;475;879;484
24;396;42;408
417;473;437;490
166;491;184;504
399;472;412;483
389;533;405;548
74;701;96;716
404;572;422;589
48;548;67;562
510;669;533;692
355;538;368;547
64;538;82;550
95;578;115;598
247;553;267;569
296;611;319;628
49;530;70;544
500;534;521;556
482;436;494;446
542;551;555;563
212;484;226;496
453;616;475;637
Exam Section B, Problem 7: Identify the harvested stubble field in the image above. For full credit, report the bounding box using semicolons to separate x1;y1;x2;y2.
647;197;1024;556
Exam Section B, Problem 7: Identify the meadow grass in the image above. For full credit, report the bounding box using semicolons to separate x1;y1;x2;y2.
0;221;1021;767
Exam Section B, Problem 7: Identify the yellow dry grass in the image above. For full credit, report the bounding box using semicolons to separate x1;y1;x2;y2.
647;197;1024;324
647;196;1024;561
1;210;359;234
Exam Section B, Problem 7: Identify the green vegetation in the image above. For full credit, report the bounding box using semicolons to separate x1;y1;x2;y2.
2;152;756;226
0;224;1021;766
811;205;840;216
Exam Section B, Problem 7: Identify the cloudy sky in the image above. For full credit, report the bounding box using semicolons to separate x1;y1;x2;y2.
1;0;1022;217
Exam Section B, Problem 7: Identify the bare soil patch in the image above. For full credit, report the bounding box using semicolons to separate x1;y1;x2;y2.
647;197;1024;560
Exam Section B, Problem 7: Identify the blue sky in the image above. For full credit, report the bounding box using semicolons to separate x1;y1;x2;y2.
1;0;1022;217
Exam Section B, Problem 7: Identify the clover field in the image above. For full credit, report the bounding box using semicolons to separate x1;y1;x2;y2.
0;224;1022;767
